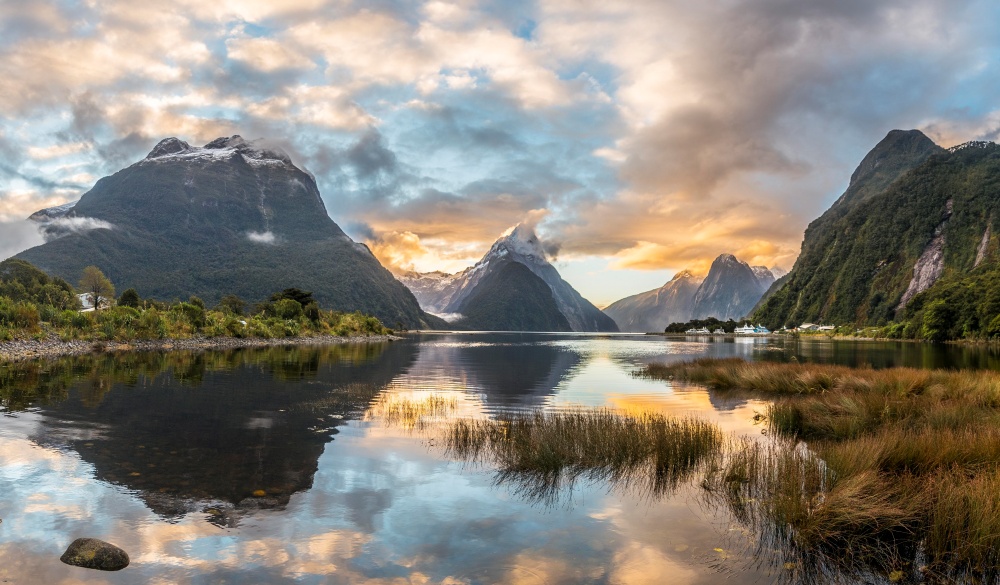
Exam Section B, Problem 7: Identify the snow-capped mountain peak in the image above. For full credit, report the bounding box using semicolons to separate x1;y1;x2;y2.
143;135;294;168
396;222;617;332
492;223;549;264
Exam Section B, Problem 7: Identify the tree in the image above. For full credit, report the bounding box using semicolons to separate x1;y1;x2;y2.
270;288;314;306
118;288;141;308
218;294;246;316
79;266;115;311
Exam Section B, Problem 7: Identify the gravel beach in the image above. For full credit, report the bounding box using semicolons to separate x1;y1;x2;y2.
0;334;402;362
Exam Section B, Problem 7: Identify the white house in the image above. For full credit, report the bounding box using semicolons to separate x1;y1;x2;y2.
78;293;111;312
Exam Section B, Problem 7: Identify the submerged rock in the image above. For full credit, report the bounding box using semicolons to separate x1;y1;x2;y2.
60;538;130;571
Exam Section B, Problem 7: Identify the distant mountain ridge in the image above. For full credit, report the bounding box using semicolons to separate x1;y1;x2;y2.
17;135;444;329
397;225;618;332
604;253;778;332
692;254;775;320
602;270;703;333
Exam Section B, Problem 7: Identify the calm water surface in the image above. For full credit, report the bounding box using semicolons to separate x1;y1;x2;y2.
2;334;999;584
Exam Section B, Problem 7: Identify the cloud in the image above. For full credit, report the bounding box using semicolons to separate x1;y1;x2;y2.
226;36;315;73
366;230;430;273
27;141;92;160
0;220;45;260
1;0;1000;301
0;190;74;222
247;231;278;244
40;216;115;240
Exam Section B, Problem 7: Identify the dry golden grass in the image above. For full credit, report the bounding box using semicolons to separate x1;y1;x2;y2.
364;393;460;430
652;358;1000;581
445;409;723;503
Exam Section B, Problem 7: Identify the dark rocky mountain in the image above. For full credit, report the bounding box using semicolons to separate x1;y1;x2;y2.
397;224;618;332
604;254;777;331
749;129;997;329
603;270;703;332
691;254;775;320
456;261;572;331
17;136;443;329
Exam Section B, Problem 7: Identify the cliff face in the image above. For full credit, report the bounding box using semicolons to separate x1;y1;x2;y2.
754;136;1000;329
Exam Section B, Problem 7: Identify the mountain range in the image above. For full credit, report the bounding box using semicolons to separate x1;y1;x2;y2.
397;224;618;332
18;136;443;329
604;254;781;332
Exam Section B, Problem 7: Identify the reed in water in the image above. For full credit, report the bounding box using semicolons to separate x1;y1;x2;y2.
443;408;723;503
649;357;1000;582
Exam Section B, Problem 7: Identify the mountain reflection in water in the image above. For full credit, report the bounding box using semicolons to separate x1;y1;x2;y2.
4;334;998;584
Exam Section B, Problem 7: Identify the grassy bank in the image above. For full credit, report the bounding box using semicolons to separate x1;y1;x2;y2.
646;358;1000;581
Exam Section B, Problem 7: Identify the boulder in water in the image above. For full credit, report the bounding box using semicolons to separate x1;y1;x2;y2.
60;538;130;571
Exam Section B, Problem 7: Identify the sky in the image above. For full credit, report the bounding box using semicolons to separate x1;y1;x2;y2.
2;1;1000;306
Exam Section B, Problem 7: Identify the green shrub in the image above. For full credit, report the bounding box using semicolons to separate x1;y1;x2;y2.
173;302;206;329
118;288;141;308
274;298;303;320
0;297;41;332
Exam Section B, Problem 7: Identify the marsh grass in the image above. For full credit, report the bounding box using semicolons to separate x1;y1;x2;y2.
651;358;1000;581
364;393;460;431
444;409;723;503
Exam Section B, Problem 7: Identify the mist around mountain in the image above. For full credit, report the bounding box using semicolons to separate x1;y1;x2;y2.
604;254;778;332
16;136;444;329
397;224;618;332
751;130;1000;331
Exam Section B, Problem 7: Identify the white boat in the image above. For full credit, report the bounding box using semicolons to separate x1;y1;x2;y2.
685;327;711;335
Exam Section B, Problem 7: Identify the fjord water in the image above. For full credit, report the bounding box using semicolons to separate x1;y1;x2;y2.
2;334;999;584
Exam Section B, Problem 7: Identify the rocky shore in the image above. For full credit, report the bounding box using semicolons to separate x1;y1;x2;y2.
0;334;401;362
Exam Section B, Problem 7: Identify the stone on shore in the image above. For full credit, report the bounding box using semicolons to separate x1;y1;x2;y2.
60;538;130;571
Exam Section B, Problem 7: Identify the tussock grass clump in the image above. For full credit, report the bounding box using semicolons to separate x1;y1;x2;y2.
364;393;460;430
445;409;723;502
653;358;1000;581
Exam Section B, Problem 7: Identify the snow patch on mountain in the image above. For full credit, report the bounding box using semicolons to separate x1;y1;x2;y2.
28;200;78;222
143;135;294;169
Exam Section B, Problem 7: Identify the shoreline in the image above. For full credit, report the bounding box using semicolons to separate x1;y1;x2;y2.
0;334;402;363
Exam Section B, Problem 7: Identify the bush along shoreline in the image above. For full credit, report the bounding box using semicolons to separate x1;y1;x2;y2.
0;260;395;361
